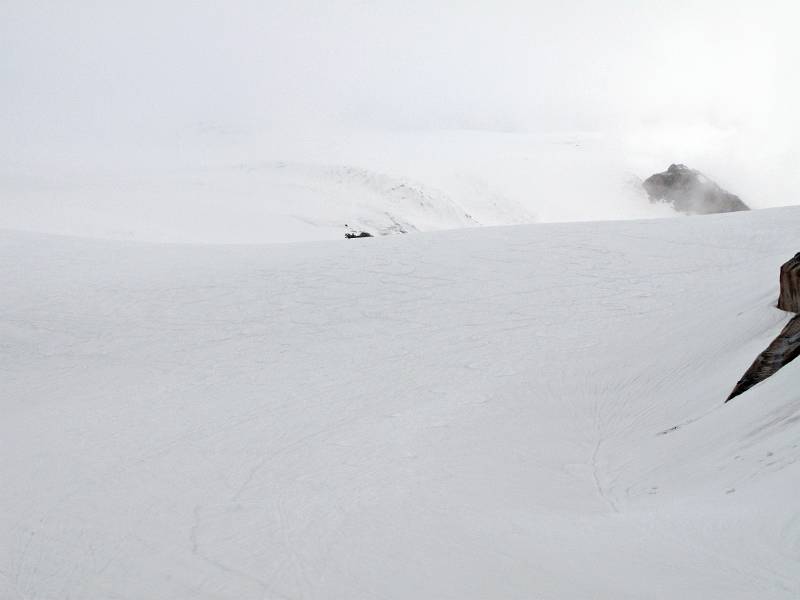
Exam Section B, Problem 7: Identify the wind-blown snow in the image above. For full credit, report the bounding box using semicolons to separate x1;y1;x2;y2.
2;208;800;599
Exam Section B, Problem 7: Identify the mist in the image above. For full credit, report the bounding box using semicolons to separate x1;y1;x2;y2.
2;0;799;238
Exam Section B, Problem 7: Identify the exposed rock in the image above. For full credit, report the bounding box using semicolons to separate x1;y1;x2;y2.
727;252;800;401
727;315;800;401
777;253;800;313
643;164;749;215
344;231;373;239
344;225;374;239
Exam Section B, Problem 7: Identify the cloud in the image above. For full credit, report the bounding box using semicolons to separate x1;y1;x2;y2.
1;0;797;206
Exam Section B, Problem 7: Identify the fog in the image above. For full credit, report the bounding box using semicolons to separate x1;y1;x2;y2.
2;0;798;237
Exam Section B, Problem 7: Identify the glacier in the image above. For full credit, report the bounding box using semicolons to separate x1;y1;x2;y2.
2;207;800;599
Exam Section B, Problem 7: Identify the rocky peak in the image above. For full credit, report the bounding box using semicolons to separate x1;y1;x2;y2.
643;164;749;215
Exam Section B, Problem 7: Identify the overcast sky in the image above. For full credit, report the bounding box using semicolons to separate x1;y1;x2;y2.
1;1;798;169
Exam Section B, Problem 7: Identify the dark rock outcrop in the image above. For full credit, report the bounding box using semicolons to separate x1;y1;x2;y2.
643;164;749;215
727;253;800;401
345;231;373;239
727;316;800;401
344;224;374;239
777;253;800;313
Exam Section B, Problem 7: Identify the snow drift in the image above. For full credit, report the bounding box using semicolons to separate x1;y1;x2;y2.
2;207;800;599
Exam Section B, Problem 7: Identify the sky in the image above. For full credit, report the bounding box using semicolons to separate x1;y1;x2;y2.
1;1;798;203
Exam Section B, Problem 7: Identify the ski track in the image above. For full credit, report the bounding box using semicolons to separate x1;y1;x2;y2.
1;208;800;598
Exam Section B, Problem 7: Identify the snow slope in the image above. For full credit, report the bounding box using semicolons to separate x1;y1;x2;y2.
2;208;800;599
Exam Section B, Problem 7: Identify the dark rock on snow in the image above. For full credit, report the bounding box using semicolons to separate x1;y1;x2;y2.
345;231;373;239
727;315;800;401
777;253;800;313
727;253;800;401
344;224;374;239
643;164;749;215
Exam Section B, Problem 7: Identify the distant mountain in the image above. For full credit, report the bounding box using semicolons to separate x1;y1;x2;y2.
643;163;749;214
0;131;673;244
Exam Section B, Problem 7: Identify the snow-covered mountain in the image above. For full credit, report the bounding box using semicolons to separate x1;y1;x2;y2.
2;206;799;599
1;130;687;243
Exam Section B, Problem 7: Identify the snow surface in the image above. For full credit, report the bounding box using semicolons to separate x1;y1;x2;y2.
2;207;800;599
